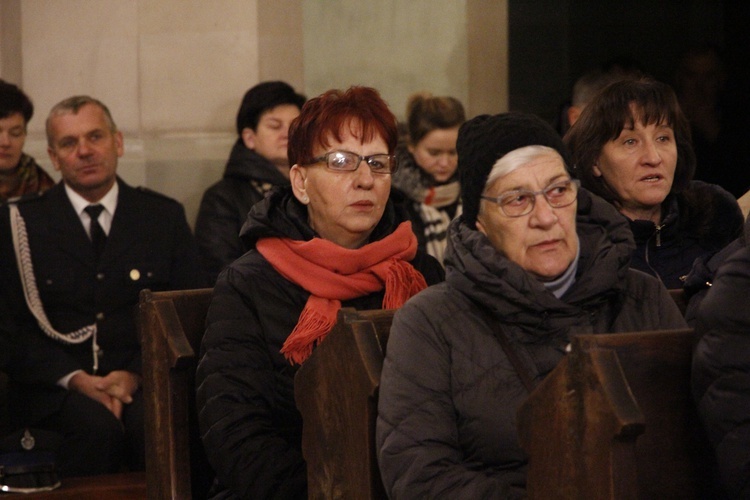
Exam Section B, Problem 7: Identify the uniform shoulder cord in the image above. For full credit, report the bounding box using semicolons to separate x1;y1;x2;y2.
9;204;100;373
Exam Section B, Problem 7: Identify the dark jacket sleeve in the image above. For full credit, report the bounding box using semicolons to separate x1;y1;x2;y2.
624;269;688;331
0;302;65;387
0;238;91;383
195;261;307;499
195;182;255;284
410;249;445;286
0;205;77;383
692;243;750;498
684;212;750;327
377;294;526;499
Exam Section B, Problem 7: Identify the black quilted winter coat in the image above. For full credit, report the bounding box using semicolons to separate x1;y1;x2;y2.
196;187;444;499
692;240;750;498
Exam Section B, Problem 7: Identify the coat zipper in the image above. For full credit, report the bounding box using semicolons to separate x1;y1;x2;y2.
643;224;665;285
654;223;664;247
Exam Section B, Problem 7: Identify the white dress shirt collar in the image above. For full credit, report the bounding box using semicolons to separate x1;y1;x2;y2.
65;181;119;235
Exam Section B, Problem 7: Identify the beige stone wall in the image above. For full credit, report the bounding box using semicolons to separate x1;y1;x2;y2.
1;0;506;228
302;1;470;121
5;0;304;226
302;0;507;121
0;1;23;85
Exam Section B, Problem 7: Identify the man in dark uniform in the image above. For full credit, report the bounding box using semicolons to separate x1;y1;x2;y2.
0;95;207;476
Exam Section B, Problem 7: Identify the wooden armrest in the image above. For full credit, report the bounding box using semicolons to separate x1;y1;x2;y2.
152;300;195;370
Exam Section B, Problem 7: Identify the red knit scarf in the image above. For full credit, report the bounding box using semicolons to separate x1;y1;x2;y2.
256;222;428;365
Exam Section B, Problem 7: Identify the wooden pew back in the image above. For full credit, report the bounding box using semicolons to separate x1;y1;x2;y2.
517;328;714;499
295;308;394;500
295;288;697;499
137;288;214;500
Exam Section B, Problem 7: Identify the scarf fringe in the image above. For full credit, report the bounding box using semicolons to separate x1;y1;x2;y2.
383;259;428;309
281;298;340;365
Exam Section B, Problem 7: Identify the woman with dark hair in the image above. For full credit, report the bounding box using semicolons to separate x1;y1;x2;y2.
195;81;307;282
0;79;55;201
196;86;444;499
391;92;465;264
564;77;742;288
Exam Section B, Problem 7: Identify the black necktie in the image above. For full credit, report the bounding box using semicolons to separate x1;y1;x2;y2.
85;204;107;258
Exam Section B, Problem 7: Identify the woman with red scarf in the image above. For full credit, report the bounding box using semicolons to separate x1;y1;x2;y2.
196;86;444;499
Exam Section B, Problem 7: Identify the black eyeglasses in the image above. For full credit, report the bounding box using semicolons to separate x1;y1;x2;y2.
480;179;580;217
309;150;397;175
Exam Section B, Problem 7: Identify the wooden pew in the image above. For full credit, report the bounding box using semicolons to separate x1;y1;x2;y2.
294;308;394;500
517;329;715;499
137;288;214;500
295;287;701;498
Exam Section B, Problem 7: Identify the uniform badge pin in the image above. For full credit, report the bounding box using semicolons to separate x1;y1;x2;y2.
21;429;35;451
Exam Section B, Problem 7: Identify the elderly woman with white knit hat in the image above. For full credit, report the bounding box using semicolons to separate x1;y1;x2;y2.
376;112;687;498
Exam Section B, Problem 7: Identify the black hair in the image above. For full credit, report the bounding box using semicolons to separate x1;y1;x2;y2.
235;81;306;135
0;79;33;123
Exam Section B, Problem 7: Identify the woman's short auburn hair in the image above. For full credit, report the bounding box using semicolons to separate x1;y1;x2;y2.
563;77;695;204
287;86;398;166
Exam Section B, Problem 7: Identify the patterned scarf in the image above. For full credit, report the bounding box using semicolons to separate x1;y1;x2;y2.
0;154;56;201
419;202;463;264
392;145;461;264
392;146;460;208
256;222;428;364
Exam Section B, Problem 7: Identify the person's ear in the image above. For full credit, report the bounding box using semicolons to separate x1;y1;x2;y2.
47;147;62;171
567;106;582;127
592;161;603;177
114;130;124;158
475;217;488;237
241;127;256;150
289;165;309;204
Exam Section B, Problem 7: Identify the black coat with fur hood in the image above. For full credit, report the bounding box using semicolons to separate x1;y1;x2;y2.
628;180;742;289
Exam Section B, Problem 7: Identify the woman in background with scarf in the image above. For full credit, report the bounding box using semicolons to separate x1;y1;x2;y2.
391;92;465;264
0;80;55;201
196;86;444;500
